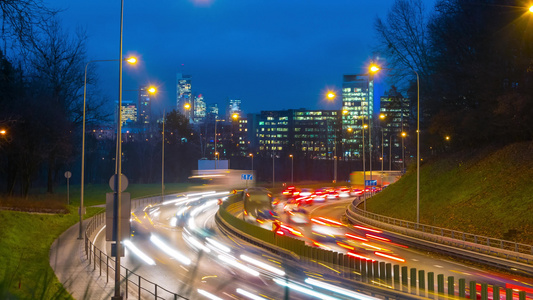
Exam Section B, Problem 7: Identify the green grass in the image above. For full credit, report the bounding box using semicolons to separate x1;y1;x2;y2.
0;183;190;299
367;142;533;244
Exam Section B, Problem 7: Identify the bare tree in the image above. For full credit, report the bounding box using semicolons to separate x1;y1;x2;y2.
373;0;433;86
26;18;88;193
0;0;57;54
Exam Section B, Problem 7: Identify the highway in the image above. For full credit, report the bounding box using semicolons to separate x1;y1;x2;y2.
91;189;533;299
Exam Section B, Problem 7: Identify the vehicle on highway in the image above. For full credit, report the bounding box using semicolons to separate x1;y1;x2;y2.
313;188;328;202
299;188;314;197
254;209;280;230
285;207;310;224
309;216;345;242
281;186;300;198
336;186;351;198
349;187;363;196
243;187;275;223
322;187;339;200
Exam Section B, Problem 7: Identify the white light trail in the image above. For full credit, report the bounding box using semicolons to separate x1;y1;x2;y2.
236;288;267;300
305;278;379;300
162;196;188;205
123;240;156;265
273;279;340;300
183;233;211;253
197;289;224;300
217;254;260;277
150;235;191;265
240;255;285;276
206;237;231;253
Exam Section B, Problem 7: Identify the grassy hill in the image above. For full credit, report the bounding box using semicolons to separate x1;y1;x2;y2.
366;141;533;245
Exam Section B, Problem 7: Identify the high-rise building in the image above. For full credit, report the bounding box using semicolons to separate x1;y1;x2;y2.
380;86;410;165
177;73;192;113
207;103;219;121
226;99;242;119
252;109;341;159
193;94;206;123
121;100;137;125
341;74;373;158
138;86;153;125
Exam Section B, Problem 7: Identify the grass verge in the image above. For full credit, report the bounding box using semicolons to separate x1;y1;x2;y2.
0;183;190;299
367;141;533;244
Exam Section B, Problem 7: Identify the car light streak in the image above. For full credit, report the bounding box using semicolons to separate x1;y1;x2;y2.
162;196;188;205
123;240;156;265
347;251;374;261
236;288;268;300
313;241;331;250
345;233;368;241
361;243;382;251
197;289;224;300
374;252;405;262
305;278;379;300
150;235;191;265
354;225;382;233
206;237;231;253
366;234;390;242
273;278;341;300
337;242;355;251
187;190;217;197
182;233;211;253
217;254;260;276
240;255;285;276
311;218;328;226
317;217;343;226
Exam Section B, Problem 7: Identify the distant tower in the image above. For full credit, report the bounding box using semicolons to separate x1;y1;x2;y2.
193;94;206;123
177;73;192;113
226;99;242;119
138;86;153;125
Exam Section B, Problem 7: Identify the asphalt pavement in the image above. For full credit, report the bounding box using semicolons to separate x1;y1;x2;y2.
49;217;131;300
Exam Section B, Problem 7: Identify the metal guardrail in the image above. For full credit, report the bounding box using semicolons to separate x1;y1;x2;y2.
216;200;530;300
346;202;533;267
83;195;189;300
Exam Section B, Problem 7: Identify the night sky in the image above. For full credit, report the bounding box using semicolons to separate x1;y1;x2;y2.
46;0;434;116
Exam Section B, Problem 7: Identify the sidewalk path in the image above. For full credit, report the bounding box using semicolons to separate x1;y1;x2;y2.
49;218;114;300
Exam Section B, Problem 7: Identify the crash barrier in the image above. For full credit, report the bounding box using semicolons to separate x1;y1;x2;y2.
217;198;530;300
346;203;533;266
84;195;189;300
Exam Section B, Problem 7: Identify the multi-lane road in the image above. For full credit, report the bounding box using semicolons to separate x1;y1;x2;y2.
91;189;533;299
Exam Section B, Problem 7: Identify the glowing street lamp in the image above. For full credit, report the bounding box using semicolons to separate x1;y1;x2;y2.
327;91;336;100
249;153;254;171
289;154;294;184
0;129;6;135
370;63;421;226
79;56;137;241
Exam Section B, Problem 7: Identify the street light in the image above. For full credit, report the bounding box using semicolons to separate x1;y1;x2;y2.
78;56;137;240
289;154;294;184
362;122;368;211
213;118;223;169
401;132;406;173
379;113;386;185
249;153;254;171
370;63;421;226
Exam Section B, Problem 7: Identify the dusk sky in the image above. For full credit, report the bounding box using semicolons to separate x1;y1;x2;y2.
46;0;435;116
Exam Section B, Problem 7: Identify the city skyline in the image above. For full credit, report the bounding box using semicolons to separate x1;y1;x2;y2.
45;0;436;114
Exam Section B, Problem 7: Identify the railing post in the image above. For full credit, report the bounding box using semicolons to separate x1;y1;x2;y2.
459;278;466;298
125;269;128;298
418;270;425;296
428;272;435;299
448;276;455;297
138;276;141;300
106;255;109;282
410;268;417;293
155;284;158;299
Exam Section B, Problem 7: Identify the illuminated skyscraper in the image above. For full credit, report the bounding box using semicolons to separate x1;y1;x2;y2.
226;98;242;119
121;100;137;125
193;94;206;123
341;74;373;158
138;86;153;125
177;73;192;113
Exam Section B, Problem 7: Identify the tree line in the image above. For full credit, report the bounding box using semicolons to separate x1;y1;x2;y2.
373;0;533;152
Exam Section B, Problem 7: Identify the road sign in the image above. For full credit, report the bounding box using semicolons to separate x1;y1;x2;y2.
109;174;128;192
365;180;377;186
241;174;253;180
64;171;72;179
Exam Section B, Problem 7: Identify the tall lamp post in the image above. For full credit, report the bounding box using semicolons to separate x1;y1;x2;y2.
249;153;254;171
289;154;294;184
379;113;386;187
401;132;406;173
362;121;368;211
78;56;137;240
371;64;420;225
